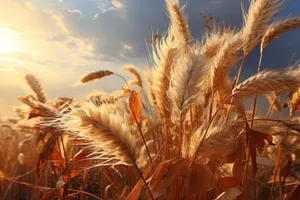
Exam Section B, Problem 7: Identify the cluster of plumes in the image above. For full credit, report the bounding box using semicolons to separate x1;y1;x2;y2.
11;0;300;199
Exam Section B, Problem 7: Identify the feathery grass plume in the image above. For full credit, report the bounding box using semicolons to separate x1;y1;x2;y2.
210;34;242;92
265;92;281;112
261;17;300;50
87;90;125;105
169;47;209;115
80;70;113;84
232;68;300;99
290;88;300;115
242;0;283;53
122;65;143;88
151;35;176;118
200;27;236;58
59;102;137;166
18;96;59;119
144;67;158;108
25;74;47;104
166;0;190;47
190;121;242;162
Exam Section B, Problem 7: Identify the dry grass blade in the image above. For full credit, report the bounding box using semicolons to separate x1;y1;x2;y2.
261;17;300;50
25;74;47;103
80;70;113;84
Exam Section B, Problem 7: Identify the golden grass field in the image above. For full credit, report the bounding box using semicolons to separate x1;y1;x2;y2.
1;0;300;199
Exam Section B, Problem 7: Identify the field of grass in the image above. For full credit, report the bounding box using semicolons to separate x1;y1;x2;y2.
1;0;300;199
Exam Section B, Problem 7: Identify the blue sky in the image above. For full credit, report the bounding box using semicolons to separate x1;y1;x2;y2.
0;0;300;116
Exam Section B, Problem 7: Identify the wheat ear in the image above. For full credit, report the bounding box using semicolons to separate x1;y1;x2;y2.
232;68;300;99
60;102;137;166
25;74;47;103
242;0;283;53
166;0;190;46
261;17;300;50
122;65;143;88
80;70;113;84
151;35;176;118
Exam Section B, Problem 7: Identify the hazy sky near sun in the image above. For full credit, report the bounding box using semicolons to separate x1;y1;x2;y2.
0;0;300;116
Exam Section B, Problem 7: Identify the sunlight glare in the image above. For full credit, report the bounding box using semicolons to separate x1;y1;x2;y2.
0;28;16;54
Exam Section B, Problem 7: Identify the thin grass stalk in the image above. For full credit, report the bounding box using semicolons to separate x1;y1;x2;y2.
226;54;249;121
164;119;170;160
178;114;183;156
244;42;264;199
67;189;103;200
268;113;292;200
193;94;233;161
190;109;194;130
132;155;154;200
208;92;214;122
113;73;153;163
265;96;277;118
81;170;88;200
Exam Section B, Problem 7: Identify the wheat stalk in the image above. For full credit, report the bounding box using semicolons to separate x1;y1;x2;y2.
261;17;300;50
25;74;47;104
80;70;113;84
122;65;143;88
60;102;137;166
166;0;190;46
232;68;300;99
210;35;242;91
151;36;176;118
242;0;283;53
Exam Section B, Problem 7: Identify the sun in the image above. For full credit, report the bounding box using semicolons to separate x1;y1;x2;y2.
0;28;16;54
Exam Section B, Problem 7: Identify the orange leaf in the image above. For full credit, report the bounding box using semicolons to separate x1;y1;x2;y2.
123;88;131;98
218;177;240;191
129;91;142;124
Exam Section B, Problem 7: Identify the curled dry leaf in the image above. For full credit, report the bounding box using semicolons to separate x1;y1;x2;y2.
123;88;131;98
246;124;276;175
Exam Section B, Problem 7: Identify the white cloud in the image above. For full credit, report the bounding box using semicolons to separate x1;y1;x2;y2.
112;0;124;9
66;9;84;20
